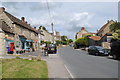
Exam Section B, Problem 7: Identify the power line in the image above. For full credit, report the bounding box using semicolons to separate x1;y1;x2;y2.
46;0;53;23
46;0;55;43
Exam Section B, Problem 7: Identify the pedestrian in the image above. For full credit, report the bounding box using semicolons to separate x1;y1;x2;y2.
44;43;48;56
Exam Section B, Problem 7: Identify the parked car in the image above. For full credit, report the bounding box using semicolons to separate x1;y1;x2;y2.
88;46;110;56
47;44;57;54
109;41;120;60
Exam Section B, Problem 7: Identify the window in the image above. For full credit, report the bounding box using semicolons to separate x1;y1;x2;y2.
29;31;32;38
21;27;24;34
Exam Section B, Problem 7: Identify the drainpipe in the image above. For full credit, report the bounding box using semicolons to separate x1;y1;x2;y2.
13;23;17;54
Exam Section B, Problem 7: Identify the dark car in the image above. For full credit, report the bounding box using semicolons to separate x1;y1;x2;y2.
109;41;120;60
47;44;57;54
88;46;110;56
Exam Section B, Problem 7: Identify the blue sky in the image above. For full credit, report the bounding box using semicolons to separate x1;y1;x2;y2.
0;1;118;40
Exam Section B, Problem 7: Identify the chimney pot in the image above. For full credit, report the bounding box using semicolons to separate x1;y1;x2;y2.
0;7;5;13
21;17;25;22
81;27;85;30
34;27;36;30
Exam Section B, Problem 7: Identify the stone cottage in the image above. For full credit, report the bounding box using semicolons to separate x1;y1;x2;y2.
0;7;39;54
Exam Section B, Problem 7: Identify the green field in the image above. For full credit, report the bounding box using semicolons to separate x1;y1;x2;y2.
2;58;48;78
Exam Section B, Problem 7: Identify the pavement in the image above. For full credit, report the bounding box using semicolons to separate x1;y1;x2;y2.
42;54;71;79
58;46;119;79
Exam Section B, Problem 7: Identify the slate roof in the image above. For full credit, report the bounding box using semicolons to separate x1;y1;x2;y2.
0;19;14;34
4;11;38;34
97;20;114;33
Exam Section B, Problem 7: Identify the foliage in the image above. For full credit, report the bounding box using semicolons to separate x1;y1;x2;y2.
44;41;52;44
112;29;120;40
74;34;93;48
75;37;85;46
56;40;62;46
110;22;120;32
61;41;68;45
61;36;68;41
68;39;73;43
84;34;93;46
39;25;47;31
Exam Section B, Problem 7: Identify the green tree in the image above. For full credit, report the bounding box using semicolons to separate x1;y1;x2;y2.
56;40;62;46
39;25;47;31
110;22;120;32
112;29;120;40
75;37;85;46
61;36;68;41
68;39;73;43
84;34;93;46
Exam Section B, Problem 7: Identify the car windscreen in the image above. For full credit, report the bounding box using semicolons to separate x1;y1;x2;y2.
48;44;56;47
95;46;104;50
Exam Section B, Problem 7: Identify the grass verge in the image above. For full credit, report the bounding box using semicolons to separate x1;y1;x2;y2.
2;58;48;78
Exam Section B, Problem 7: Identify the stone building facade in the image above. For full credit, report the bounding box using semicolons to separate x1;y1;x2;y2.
96;20;115;49
75;27;89;39
0;7;39;54
54;32;61;41
38;26;53;42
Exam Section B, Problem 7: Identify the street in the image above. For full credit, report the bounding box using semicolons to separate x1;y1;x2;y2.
58;46;118;78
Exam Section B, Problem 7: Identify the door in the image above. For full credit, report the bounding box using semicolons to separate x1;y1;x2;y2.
10;42;14;54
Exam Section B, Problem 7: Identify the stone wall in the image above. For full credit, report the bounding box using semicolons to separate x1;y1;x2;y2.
0;32;6;55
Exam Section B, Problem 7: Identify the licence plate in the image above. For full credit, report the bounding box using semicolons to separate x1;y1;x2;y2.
51;48;54;50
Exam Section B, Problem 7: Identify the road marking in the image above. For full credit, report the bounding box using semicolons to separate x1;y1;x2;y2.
64;65;74;79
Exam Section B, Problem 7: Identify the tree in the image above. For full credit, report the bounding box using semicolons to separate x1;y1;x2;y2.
61;36;68;41
39;25;47;31
68;39;73;43
110;22;120;41
112;29;120;40
75;37;85;48
56;40;61;46
84;34;93;46
110;22;120;32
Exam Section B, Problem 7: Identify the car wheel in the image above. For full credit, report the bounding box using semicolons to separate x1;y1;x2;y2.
113;54;117;60
88;52;91;55
95;53;99;56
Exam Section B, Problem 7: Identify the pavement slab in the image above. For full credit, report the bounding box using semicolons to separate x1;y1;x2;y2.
42;54;71;79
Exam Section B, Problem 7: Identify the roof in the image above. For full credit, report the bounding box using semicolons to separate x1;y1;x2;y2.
97;20;114;33
0;19;14;34
4;11;38;34
82;33;96;37
89;36;101;41
77;27;89;34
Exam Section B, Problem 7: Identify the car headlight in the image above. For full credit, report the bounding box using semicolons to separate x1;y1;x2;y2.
99;50;104;53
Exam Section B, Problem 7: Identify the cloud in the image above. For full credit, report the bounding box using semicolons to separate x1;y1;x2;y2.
69;12;93;32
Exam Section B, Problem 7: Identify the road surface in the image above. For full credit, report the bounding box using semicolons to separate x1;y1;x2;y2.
58;46;118;79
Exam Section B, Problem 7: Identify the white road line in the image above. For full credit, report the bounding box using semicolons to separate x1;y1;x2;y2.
64;65;74;78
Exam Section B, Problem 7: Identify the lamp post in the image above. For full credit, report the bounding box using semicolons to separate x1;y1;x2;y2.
51;22;54;44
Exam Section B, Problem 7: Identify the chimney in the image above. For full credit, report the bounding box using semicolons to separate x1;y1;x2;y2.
21;17;25;22
34;27;36;30
25;21;27;24
81;27;85;30
28;24;30;26
0;7;5;13
97;29;99;32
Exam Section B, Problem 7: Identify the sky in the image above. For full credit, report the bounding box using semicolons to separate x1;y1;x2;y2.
0;0;118;40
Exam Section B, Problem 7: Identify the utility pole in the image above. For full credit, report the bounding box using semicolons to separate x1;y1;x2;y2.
51;22;54;44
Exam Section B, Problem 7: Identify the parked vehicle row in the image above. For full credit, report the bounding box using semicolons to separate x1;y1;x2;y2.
88;46;110;56
87;42;120;60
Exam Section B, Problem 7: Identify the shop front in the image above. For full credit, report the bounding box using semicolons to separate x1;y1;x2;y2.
5;38;14;54
25;40;34;52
